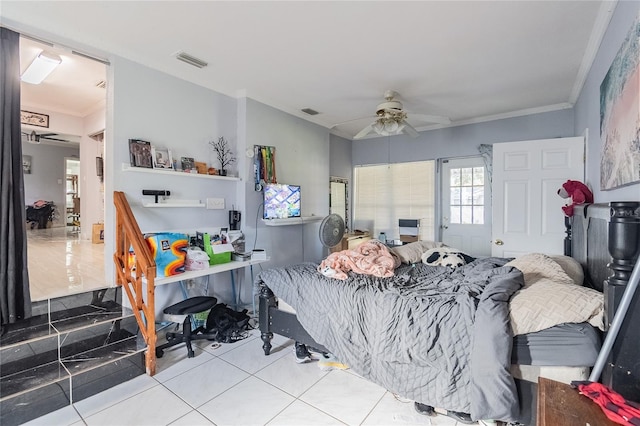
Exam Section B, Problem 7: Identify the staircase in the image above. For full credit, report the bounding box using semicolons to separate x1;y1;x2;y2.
0;287;145;425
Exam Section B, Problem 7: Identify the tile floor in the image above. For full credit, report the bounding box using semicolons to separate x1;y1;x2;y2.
27;227;107;301
21;329;467;426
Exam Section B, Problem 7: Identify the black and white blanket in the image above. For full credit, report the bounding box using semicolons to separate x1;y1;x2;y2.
256;258;524;422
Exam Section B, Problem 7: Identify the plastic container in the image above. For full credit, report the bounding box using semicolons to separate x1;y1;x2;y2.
378;232;387;244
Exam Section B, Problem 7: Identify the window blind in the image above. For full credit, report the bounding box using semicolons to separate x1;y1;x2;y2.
353;161;435;241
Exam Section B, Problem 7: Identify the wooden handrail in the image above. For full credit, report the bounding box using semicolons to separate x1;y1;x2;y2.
113;191;158;375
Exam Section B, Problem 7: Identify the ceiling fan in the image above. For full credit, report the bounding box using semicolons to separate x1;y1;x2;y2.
337;90;451;140
22;130;74;144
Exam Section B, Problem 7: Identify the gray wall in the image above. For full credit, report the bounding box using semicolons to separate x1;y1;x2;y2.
104;59;331;310
352;109;575;165
330;134;353;228
574;0;640;202
242;99;330;271
22;142;79;227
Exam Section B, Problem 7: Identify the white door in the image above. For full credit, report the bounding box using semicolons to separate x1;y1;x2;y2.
441;157;492;256
492;137;584;257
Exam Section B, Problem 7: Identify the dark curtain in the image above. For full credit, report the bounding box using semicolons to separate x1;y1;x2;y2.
0;27;32;326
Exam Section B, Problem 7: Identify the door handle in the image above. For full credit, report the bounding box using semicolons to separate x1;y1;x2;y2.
442;225;448;229
494;239;504;246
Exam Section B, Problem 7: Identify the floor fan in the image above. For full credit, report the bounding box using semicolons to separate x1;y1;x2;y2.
318;214;345;253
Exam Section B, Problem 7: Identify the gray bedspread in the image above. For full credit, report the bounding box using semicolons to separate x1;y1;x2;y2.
256;258;524;422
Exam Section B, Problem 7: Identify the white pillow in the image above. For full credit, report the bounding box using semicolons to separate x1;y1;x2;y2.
390;241;447;264
506;253;603;335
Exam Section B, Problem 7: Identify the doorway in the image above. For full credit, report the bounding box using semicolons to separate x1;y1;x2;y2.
440;156;492;257
65;157;80;234
20;34;108;301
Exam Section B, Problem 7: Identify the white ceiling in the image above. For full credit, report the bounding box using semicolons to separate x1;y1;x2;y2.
2;1;613;140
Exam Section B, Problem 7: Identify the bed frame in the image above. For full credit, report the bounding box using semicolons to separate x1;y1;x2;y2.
258;201;640;414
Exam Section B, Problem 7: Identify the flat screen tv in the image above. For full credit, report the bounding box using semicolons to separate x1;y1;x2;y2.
263;183;301;219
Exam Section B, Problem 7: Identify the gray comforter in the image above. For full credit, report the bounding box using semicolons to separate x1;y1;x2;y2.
256;258;524;422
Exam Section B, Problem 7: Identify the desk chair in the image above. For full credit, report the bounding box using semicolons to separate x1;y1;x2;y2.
156;296;218;358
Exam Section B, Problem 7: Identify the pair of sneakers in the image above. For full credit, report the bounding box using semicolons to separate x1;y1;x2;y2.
414;402;475;425
294;343;349;370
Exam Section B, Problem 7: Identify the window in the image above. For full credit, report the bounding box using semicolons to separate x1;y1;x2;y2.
353;161;435;241
449;166;484;224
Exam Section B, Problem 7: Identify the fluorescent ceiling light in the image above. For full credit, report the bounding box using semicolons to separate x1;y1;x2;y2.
21;51;62;84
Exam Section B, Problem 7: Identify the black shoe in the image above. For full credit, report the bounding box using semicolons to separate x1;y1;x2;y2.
414;402;436;416
294;342;312;363
446;410;474;424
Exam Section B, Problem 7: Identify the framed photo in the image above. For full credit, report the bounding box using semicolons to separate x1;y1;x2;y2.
128;139;153;168
181;156;195;172
20;110;49;128
152;146;173;169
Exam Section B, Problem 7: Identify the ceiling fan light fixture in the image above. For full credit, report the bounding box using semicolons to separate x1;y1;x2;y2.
21;51;62;84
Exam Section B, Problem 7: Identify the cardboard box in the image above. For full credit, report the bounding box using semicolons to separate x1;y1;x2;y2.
399;219;419;244
92;223;104;244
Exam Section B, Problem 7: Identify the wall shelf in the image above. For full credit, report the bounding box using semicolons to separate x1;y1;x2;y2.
122;164;240;181
142;201;205;208
262;216;323;226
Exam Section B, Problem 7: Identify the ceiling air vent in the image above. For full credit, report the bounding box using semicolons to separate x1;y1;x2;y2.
301;108;319;116
175;51;208;69
95;80;106;89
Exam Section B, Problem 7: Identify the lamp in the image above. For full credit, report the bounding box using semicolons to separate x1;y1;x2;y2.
373;117;405;136
371;109;408;136
21;51;62;84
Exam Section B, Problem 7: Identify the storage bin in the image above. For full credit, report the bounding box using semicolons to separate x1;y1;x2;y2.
209;251;231;265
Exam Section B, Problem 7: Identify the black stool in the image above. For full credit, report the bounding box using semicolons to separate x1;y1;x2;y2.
156;296;218;358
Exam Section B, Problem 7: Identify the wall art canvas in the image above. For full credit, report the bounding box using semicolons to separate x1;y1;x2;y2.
600;12;640;190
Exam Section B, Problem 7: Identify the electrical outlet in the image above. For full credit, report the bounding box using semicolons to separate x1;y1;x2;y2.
206;198;225;209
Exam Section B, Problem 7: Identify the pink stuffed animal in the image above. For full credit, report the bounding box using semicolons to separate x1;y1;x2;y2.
557;180;593;217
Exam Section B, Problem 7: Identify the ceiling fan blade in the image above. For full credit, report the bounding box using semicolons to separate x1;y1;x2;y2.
331;116;376;129
409;113;451;125
402;121;419;138
42;136;71;142
353;123;374;139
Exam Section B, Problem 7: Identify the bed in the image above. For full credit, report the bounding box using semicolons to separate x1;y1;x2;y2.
256;201;640;424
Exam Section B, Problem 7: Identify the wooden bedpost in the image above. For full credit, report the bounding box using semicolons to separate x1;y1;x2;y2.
602;201;640;402
563;216;572;256
258;284;275;355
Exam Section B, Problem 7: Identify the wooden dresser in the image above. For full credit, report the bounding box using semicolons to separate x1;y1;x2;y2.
537;377;617;426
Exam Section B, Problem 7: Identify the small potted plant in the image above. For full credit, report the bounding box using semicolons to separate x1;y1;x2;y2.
209;136;236;176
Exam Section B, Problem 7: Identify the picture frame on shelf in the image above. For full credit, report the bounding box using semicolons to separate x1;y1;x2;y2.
152;147;173;170
181;156;195;172
128;139;153;168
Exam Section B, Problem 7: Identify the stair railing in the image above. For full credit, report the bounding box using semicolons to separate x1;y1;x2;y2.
113;191;158;375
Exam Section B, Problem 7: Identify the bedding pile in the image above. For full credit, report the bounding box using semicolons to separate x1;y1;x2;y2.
317;240;400;280
256;258;524;422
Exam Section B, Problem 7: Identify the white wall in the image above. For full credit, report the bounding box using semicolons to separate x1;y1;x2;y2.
80;105;106;240
574;0;640;202
20;105;83;137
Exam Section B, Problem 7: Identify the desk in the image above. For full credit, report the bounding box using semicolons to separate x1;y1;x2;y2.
148;258;270;311
153;258;269;286
537;377;616;426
